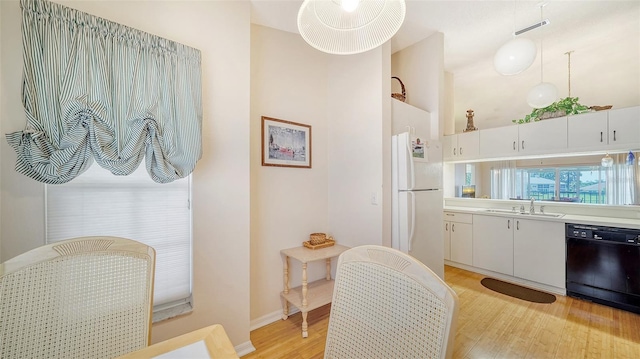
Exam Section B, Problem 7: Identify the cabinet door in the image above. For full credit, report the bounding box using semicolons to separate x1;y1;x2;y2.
567;111;608;151
444;221;451;260
450;222;473;265
472;215;514;275
479;126;519;159
608;106;640;149
457;131;480;160
513;219;565;288
442;135;457;161
518;116;568;154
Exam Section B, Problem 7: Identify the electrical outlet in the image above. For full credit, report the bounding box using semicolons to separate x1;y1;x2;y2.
371;192;378;205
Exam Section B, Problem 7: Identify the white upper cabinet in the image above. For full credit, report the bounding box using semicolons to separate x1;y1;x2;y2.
479;125;519;159
517;116;568;155
567;111;608;151
568;107;640;152
445;106;639;162
443;131;479;161
607;106;640;150
479;117;567;159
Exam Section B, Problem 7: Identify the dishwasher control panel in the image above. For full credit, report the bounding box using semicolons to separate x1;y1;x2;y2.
566;224;640;245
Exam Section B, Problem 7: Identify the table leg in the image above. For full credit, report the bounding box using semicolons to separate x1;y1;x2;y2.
325;258;331;280
302;262;308;307
282;255;290;320
301;311;309;338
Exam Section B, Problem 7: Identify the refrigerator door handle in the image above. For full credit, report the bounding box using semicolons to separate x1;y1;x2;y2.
408;191;416;252
405;137;416;190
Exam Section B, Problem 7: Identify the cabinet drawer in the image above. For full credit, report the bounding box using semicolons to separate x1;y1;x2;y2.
444;212;473;224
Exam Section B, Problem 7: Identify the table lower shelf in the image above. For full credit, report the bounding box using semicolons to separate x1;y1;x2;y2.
281;279;335;313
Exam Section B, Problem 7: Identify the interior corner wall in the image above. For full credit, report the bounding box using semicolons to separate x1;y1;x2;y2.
381;44;393;248
326;46;388;249
0;0;5;262
0;0;45;264
391;32;445;138
444;71;455;136
249;24;330;324
0;0;252;348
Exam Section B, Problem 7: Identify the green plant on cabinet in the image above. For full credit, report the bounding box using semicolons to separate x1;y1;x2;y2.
513;97;590;124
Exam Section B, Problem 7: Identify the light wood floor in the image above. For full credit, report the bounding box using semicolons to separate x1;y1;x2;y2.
243;265;640;359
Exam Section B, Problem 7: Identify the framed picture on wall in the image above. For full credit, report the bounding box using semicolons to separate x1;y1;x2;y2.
261;116;312;168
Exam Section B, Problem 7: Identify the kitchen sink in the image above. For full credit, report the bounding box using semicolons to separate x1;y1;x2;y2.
481;209;565;218
519;212;565;218
482;209;517;214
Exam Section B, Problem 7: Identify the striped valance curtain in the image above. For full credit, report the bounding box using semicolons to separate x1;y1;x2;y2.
6;0;202;184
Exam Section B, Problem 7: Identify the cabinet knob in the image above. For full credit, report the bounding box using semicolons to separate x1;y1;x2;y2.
522;140;525;150
513;141;516;150
613;130;617;141
517;220;520;230
453;148;456;155
459;147;463;155
507;220;511;229
600;131;603;142
452;223;455;232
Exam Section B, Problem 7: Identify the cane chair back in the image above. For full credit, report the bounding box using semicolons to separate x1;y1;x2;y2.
0;236;155;359
324;245;458;359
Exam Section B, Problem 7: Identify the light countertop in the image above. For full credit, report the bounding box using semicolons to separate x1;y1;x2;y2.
444;206;640;229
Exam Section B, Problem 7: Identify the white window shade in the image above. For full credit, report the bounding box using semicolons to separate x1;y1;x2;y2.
46;163;192;312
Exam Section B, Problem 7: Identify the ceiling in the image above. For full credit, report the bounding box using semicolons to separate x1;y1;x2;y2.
250;1;640;131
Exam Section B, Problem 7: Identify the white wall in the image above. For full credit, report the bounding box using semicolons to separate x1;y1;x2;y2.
0;0;252;350
327;46;390;249
249;24;330;325
0;0;2;262
248;25;392;327
1;0;396;347
391;33;445;139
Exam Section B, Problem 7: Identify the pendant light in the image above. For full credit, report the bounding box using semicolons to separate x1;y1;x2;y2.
601;153;613;168
494;0;537;75
297;0;406;55
527;3;558;108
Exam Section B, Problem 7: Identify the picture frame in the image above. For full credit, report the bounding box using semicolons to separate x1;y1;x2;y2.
261;116;312;168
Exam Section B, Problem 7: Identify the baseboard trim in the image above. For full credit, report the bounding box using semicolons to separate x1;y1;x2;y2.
235;341;256;357
250;307;300;331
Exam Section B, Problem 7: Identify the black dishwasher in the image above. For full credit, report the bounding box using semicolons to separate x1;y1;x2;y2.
566;223;640;314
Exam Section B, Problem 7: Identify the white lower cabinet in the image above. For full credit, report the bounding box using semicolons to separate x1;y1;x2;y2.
513;219;565;288
444;212;473;265
472;215;514;275
472;214;565;289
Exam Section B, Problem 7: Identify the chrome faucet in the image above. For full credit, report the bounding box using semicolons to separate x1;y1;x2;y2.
529;197;535;214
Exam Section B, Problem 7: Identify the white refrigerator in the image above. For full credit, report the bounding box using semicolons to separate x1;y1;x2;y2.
391;131;444;279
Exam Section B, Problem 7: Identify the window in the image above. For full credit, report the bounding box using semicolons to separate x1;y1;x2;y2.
46;164;192;321
465;164;475;186
497;165;609;204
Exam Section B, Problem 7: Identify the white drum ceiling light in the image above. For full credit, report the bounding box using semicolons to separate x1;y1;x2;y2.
297;0;406;55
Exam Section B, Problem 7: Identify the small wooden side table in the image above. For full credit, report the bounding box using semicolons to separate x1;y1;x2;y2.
280;244;350;338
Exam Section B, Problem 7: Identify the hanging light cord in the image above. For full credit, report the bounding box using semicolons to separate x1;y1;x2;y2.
512;0;517;37
539;4;544;83
565;50;573;97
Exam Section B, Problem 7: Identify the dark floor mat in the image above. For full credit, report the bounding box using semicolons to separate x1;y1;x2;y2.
481;277;556;304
